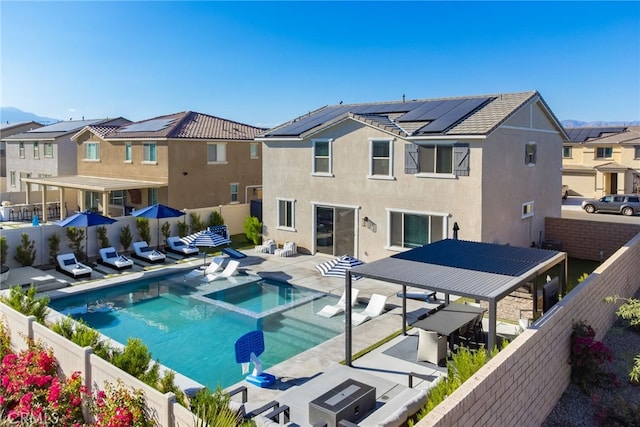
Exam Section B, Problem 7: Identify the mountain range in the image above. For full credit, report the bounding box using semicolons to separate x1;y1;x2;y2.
1;106;638;129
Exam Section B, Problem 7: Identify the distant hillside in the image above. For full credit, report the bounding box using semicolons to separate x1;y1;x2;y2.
561;120;640;128
0;106;60;125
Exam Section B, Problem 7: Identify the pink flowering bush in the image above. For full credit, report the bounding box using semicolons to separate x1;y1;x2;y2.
89;379;154;427
570;321;614;391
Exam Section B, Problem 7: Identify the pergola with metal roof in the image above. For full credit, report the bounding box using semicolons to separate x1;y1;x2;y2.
343;239;567;365
20;175;167;221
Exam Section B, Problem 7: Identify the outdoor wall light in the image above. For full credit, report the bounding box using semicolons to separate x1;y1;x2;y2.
182;171;188;176
362;216;370;227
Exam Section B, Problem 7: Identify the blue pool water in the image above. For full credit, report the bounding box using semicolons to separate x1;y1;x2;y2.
48;272;345;389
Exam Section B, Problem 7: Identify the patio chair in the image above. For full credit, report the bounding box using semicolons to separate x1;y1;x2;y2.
184;256;225;280
274;241;297;257
417;329;447;366
166;236;199;256
98;247;134;270
351;293;388;326
254;239;276;254
205;260;240;282
56;253;93;279
132;241;166;263
316;288;360;317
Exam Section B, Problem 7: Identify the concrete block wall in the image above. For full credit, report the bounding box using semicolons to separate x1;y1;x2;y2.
545;217;640;261
418;231;640;427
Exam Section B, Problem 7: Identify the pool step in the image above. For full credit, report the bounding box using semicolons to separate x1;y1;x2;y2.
159;292;190;306
266;316;339;351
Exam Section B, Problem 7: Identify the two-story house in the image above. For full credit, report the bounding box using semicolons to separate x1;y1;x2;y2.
258;91;567;261
21;111;265;219
0;121;44;190
562;126;640;198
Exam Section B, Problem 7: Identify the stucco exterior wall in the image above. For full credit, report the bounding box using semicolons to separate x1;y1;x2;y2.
419;231;640;427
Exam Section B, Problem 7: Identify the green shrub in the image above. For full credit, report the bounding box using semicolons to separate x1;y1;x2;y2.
97;225;110;248
51;315;110;359
110;337;157;379
48;232;61;265
177;221;189;238
243;216;262;245
136;217;151;244
0;236;7;266
208;211;224;227
0;318;12;359
631;354;640;385
120;224;133;252
0;284;49;324
66;227;85;260
189;213;205;233
605;295;640;332
14;233;36;266
161;221;171;247
191;386;246;427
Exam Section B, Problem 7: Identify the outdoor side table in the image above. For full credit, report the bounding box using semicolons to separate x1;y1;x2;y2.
308;379;376;427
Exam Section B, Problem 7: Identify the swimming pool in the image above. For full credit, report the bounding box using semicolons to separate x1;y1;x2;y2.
48;271;346;389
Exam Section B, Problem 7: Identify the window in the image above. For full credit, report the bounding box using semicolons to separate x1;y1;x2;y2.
525;142;537;165
562;146;572;158
19;142;25;158
9;171;16;187
389;210;445;248
207;143;226;163
634;146;640;159
522;201;534;219
418;145;453;174
84;142;100;160
109;190;125;206
33;142;39;159
230;183;239;203
84;191;100;211
44;143;53;158
147;188;158;205
250;142;259;159
596;147;612;159
124;143;132;162
370;139;393;177
143;143;157;163
277;198;295;230
313;139;332;175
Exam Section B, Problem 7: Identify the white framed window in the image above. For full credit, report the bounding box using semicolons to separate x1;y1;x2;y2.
387;209;446;249
19;142;25;158
596;147;612;159
634;146;640;159
109;190;125;206
312;139;332;175
9;171;16;187
250;142;259;159
418;144;453;175
33;142;39;159
148;188;158;205
522;201;534;219
143;143;157;163
369;138;394;178
124;142;132;162
44;142;53;158
525;142;537;165
84;142;100;161
207;143;227;163
230;183;239;203
562;146;572;159
277;198;295;230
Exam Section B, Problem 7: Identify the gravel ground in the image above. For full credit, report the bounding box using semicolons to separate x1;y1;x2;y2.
542;316;640;427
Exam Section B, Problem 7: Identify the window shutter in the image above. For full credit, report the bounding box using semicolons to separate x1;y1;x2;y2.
404;143;419;174
533;144;537;164
454;144;470;176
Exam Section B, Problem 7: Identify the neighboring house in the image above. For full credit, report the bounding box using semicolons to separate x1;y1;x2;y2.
258;91;567;260
21;111;265;218
0;121;44;186
2;118;130;200
562;126;640;198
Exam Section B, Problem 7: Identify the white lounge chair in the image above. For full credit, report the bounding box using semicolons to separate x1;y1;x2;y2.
166;236;199;256
274;241;296;257
56;253;93;279
205;260;240;282
184;256;225;280
351;294;387;326
98;247;134;270
132;241;166;263
316;288;360;318
255;239;276;254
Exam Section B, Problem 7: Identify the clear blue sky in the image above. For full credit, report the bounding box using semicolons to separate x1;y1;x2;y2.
1;1;639;128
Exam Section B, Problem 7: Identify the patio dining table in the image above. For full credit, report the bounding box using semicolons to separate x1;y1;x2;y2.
411;304;487;350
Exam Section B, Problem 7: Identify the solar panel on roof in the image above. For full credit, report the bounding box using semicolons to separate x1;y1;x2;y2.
414;98;493;134
118;118;176;133
566;127;627;142
28;119;103;133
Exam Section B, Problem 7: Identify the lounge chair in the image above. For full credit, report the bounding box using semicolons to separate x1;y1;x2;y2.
184;256;225;280
56;253;93;279
205;260;240;282
254;239;276;254
132;241;166;263
222;247;247;259
98;247;134;270
316;288;360;317
166;236;199;256
274;241;296;257
351;294;387;326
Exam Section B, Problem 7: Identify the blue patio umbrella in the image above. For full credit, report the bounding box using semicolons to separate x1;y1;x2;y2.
316;255;365;280
131;203;185;249
57;210;117;263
